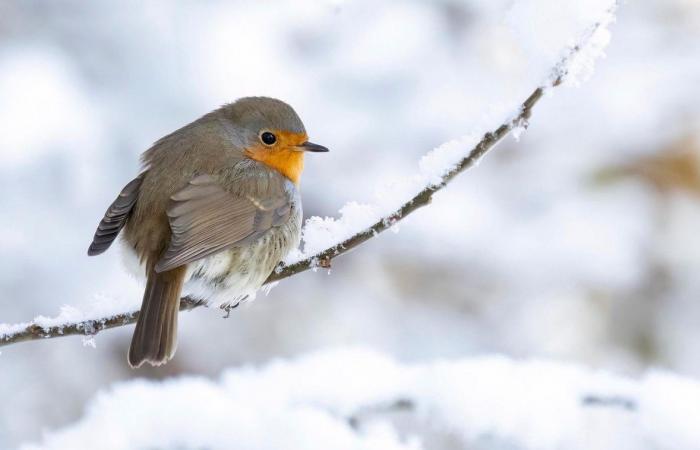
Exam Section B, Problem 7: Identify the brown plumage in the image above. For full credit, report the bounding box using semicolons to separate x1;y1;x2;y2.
128;263;185;366
88;97;328;368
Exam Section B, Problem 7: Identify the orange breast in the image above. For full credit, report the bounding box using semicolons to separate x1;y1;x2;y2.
246;146;305;185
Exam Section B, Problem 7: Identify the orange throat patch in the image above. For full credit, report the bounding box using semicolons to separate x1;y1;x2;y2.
246;147;305;185
244;131;307;185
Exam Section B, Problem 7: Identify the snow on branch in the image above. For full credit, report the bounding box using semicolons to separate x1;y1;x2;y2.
21;349;700;450
0;1;618;348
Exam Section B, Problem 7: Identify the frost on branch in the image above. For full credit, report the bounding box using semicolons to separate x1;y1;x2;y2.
506;0;616;87
21;349;700;450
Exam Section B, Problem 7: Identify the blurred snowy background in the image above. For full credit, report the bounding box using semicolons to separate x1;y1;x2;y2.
1;0;699;448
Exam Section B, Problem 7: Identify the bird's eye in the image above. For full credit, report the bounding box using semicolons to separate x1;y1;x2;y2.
260;131;277;146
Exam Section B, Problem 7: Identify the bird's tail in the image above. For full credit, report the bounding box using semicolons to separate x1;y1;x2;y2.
128;264;186;368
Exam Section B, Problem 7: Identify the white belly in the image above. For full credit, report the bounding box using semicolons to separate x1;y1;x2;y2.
181;209;301;308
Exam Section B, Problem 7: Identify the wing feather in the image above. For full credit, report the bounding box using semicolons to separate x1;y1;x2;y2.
87;173;145;256
154;174;292;273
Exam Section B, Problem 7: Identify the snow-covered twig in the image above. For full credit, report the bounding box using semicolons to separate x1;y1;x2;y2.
581;394;637;411
347;398;415;429
0;6;616;348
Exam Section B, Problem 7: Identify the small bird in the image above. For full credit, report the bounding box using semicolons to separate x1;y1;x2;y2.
87;97;328;368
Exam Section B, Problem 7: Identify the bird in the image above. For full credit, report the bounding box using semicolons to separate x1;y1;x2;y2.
87;97;328;368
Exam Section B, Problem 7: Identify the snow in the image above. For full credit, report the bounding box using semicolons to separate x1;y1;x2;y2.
0;48;103;167
418;134;481;186
21;348;700;450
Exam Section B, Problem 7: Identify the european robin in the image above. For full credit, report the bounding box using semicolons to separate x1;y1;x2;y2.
87;97;328;368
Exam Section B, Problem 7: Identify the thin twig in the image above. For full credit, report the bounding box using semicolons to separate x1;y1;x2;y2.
581;395;638;411
347;399;415;429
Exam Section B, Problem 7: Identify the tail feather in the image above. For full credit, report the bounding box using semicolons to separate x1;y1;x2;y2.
128;265;185;368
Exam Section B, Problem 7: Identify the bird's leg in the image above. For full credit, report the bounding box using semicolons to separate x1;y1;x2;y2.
318;255;332;269
220;298;244;319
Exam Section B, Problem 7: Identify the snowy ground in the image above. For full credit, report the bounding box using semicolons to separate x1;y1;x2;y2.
22;349;700;450
1;0;700;448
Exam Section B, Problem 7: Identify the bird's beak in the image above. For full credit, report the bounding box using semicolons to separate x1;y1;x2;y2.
298;141;329;153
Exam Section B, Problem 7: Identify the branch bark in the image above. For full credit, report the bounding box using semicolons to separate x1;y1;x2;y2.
0;32;593;347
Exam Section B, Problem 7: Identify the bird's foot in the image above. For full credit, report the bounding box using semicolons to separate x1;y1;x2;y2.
221;302;241;319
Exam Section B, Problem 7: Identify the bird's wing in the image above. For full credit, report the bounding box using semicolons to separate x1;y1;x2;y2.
155;174;291;273
88;173;145;256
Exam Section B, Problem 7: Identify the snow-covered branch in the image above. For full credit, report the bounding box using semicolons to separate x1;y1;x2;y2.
0;1;617;348
21;349;700;450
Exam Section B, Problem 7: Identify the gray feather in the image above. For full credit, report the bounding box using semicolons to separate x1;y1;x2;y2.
88;173;145;256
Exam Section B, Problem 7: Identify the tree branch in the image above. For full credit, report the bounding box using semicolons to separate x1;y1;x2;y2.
581;394;637;411
0;21;604;348
347;398;415;430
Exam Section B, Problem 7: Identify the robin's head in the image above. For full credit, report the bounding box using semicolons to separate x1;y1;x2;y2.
222;97;328;185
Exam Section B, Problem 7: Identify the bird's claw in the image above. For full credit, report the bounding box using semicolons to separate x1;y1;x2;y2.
221;302;240;319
